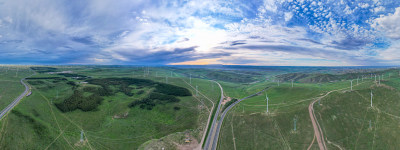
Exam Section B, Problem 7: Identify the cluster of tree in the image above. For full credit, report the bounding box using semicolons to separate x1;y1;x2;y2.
66;81;76;86
206;71;256;83
222;98;238;111
29;67;57;73
86;78;192;97
58;73;90;80
58;73;87;78
136;90;145;95
26;77;66;80
26;77;68;86
55;90;104;112
27;80;45;85
154;83;191;96
83;86;113;96
129;92;180;110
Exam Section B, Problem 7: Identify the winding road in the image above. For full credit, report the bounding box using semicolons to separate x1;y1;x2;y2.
0;74;33;120
204;86;269;150
308;96;328;150
308;87;353;150
203;81;224;150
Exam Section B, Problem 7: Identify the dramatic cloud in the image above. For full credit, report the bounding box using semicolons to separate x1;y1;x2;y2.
372;7;400;39
0;0;400;65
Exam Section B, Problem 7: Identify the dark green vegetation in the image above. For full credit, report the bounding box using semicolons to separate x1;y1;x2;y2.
205;71;260;83
171;67;266;83
86;78;191;97
30;67;58;73
55;90;104;112
222;98;238;111
129;92;180;110
0;66;222;149
1;65;399;150
29;77;193;112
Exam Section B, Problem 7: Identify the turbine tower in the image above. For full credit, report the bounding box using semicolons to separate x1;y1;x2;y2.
80;130;84;142
196;85;198;96
357;77;359;85
350;80;353;91
370;90;373;107
378;75;381;85
266;93;269;113
291;79;294;88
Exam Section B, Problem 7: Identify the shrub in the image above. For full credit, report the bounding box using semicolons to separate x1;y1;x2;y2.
129;92;180;110
154;83;192;96
55;90;104;112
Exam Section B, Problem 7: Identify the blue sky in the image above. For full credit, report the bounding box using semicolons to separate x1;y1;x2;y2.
1;0;400;66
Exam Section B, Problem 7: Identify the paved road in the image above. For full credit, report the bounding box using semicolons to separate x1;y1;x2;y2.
0;74;33;120
207;87;269;150
204;81;224;150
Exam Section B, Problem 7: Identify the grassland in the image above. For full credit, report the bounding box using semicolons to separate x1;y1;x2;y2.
0;66;222;150
217;69;400;150
0;66;32;110
0;65;399;150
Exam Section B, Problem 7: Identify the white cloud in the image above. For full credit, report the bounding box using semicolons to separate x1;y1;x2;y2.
372;7;400;39
373;6;385;13
261;0;277;12
344;5;354;14
379;41;400;61
359;3;370;9
284;12;293;22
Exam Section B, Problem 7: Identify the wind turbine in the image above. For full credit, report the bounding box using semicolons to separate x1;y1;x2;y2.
370;90;373;107
196;85;199;96
80;130;84;142
350;80;353;91
266;93;269;113
291;79;294;88
378;75;381;85
357;77;359;85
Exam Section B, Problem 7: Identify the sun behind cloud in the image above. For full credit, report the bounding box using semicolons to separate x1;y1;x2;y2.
169;58;222;65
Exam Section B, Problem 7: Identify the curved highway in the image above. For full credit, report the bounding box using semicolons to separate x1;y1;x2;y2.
205;86;269;150
0;74;34;120
203;81;224;150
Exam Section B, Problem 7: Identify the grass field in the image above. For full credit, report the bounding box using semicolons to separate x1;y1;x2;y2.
0;66;222;149
1;65;399;150
217;70;400;150
0;66;32;110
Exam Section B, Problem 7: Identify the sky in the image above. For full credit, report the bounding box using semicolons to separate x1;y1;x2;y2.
0;0;400;66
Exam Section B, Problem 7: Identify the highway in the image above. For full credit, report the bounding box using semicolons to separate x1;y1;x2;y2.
203;81;224;150
0;74;33;120
205;87;269;150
